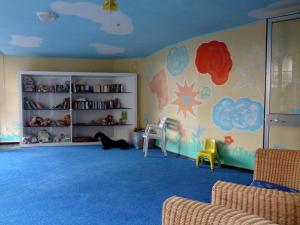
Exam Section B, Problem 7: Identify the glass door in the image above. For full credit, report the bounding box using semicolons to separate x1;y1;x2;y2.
264;14;300;150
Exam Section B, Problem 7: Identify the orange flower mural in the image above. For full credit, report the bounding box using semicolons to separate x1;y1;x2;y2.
149;70;169;110
195;40;232;85
172;81;201;118
225;136;234;144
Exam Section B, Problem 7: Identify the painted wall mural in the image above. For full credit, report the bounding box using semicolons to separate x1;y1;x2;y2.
224;136;234;144
0;121;19;142
149;70;169;110
167;46;189;76
195;40;232;85
290;108;300;114
213;97;264;132
199;83;212;99
140;23;266;169
172;81;201;118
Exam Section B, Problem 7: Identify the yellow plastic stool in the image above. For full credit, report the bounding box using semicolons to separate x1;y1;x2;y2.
196;138;221;170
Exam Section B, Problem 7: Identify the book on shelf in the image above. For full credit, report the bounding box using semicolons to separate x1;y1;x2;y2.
72;83;125;93
24;97;70;110
72;98;122;110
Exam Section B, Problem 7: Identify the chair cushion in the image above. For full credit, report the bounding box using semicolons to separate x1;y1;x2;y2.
250;180;300;193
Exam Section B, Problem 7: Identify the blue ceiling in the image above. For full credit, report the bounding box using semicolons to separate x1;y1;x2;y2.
0;0;289;58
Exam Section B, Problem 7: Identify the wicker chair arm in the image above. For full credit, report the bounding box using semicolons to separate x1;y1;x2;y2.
162;196;276;225
254;149;300;190
212;181;300;225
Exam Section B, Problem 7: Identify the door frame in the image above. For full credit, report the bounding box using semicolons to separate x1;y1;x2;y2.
264;13;300;148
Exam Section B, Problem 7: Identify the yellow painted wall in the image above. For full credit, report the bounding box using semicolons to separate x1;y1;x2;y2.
0;56;142;142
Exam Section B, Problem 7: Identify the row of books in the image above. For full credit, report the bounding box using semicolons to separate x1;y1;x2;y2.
24;98;70;110
24;98;46;110
23;76;35;92
72;98;122;110
72;83;125;93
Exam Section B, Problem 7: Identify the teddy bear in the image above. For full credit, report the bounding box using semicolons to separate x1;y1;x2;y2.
37;130;51;143
28;116;42;127
40;118;51;126
53;133;65;142
64;114;71;126
105;115;114;125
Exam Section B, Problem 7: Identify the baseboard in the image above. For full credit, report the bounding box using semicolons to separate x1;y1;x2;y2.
165;149;253;172
0;142;20;145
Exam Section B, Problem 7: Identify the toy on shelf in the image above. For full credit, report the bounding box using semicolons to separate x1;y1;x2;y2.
37;130;51;143
26;115;71;127
119;111;127;125
22;75;70;93
55;114;71;126
53;133;70;142
36;81;70;93
23;131;70;144
22;135;38;144
90;115;120;126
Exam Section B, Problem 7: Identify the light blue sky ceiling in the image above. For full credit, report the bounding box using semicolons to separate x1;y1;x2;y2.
0;0;298;58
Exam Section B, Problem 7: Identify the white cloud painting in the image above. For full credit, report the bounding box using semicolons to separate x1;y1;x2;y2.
51;1;134;35
248;0;300;19
90;43;125;55
9;35;42;48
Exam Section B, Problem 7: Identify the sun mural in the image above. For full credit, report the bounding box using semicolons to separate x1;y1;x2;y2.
172;81;201;118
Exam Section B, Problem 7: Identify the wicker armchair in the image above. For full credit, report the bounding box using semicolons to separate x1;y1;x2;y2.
163;196;276;225
162;149;300;225
212;149;300;225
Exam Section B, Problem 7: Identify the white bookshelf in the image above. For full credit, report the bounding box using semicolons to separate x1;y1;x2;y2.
18;71;137;146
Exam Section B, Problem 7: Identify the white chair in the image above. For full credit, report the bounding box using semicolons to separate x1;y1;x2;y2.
143;117;168;157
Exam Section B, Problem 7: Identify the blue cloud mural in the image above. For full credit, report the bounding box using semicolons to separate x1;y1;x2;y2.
290;108;300;114
167;46;189;76
213;97;264;131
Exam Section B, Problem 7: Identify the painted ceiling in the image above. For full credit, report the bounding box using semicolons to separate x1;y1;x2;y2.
0;0;299;58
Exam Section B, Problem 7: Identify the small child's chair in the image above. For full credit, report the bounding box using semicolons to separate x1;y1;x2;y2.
196;138;221;170
143;118;168;157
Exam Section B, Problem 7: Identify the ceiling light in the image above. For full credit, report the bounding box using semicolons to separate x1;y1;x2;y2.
102;0;119;12
37;11;59;22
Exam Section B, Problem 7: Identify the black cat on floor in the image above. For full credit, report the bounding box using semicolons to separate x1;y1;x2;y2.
94;132;129;150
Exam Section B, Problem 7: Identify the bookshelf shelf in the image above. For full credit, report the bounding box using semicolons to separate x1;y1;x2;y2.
72;92;133;94
19;71;137;146
23;91;70;94
73;108;132;111
24;125;71;128
24;109;70;111
73;123;132;127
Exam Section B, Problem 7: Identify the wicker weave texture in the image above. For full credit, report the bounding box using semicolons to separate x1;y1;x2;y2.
162;196;277;225
212;181;300;225
254;149;300;190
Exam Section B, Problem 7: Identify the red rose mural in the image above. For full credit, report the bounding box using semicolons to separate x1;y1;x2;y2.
195;40;232;85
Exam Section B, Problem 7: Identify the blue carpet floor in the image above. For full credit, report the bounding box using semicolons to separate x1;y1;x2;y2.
0;146;252;225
